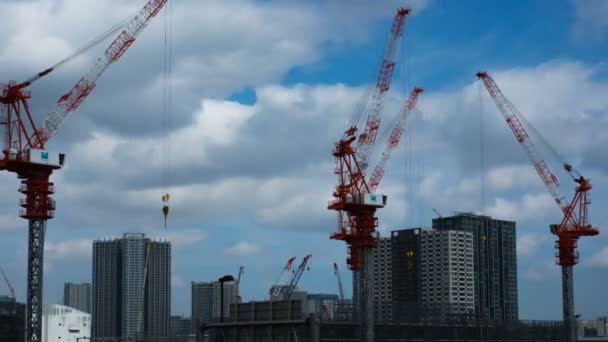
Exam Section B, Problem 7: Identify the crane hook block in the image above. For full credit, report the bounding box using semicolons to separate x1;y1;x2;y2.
162;193;170;229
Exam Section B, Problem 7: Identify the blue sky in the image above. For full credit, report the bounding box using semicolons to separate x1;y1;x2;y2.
0;0;607;321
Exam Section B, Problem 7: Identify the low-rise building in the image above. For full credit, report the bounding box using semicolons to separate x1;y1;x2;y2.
42;304;91;342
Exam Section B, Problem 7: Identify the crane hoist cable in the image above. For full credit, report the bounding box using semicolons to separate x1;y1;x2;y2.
161;0;173;229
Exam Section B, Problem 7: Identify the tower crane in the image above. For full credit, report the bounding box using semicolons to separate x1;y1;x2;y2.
1;267;16;299
0;1;168;341
333;262;345;301
282;255;312;301
270;257;296;300
235;266;244;304
476;71;599;342
329;79;422;342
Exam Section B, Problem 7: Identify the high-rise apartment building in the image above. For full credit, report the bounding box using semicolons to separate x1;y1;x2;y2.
391;227;476;322
419;229;475;319
63;283;92;313
191;281;237;332
371;237;392;322
92;233;171;340
433;213;518;320
391;228;423;322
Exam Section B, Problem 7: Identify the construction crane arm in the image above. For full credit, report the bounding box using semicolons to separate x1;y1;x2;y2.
34;0;168;148
476;71;599;235
271;257;296;299
333;262;345;301
0;267;15;299
476;72;571;212
283;255;312;300
235;266;244;303
354;8;411;171
368;87;423;192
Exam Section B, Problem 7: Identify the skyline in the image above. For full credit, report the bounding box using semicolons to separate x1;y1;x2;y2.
0;0;607;322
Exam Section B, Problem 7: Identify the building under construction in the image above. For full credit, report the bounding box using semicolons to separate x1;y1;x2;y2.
199;300;563;342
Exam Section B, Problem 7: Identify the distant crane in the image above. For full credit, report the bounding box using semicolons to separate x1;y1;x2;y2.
1;267;16;299
477;71;599;342
333;262;345;301
0;1;167;341
235;266;244;304
282;255;312;300
270;257;296;300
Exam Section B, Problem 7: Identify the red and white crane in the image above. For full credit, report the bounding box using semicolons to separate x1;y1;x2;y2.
282;255;312;301
0;1;167;341
354;8;411;171
327;8;420;341
270;257;296;300
477;71;599;342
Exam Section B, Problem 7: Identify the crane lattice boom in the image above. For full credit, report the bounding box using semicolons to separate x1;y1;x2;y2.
0;267;15;299
271;257;296;299
476;71;599;266
355;8;411;170
333;262;345;301
283;255;312;300
40;0;168;147
368;87;423;191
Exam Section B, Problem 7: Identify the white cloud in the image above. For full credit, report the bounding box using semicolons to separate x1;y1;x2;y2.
0;214;23;232
485;193;558;223
572;0;608;40
45;239;92;261
486;165;540;191
517;233;547;257
524;262;559;281
224;241;261;256
156;230;207;249
172;274;186;289
588;247;608;269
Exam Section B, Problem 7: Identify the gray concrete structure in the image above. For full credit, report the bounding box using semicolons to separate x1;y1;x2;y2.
433;213;518;320
92;233;171;340
371;236;392;322
63;282;92;314
191;280;237;331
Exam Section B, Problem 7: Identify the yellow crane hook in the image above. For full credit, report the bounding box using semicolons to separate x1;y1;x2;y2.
162;193;170;229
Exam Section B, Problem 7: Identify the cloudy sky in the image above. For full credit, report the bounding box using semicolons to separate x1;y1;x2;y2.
1;0;607;320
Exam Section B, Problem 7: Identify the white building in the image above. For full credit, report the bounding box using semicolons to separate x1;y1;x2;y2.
371;237;392;322
419;229;475;319
42;304;91;342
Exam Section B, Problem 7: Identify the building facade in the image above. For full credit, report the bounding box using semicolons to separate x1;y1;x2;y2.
64;282;92;313
170;315;191;337
371;237;392;322
433;213;518;320
419;229;475;320
391;228;423;322
0;296;25;342
191;281;237;332
306;293;340;320
92;233;171;340
42;304;91;342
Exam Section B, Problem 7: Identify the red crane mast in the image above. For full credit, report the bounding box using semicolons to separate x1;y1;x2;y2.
0;1;168;341
476;71;599;342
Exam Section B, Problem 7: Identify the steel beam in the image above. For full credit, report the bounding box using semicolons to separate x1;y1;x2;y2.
561;265;575;342
26;218;46;342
